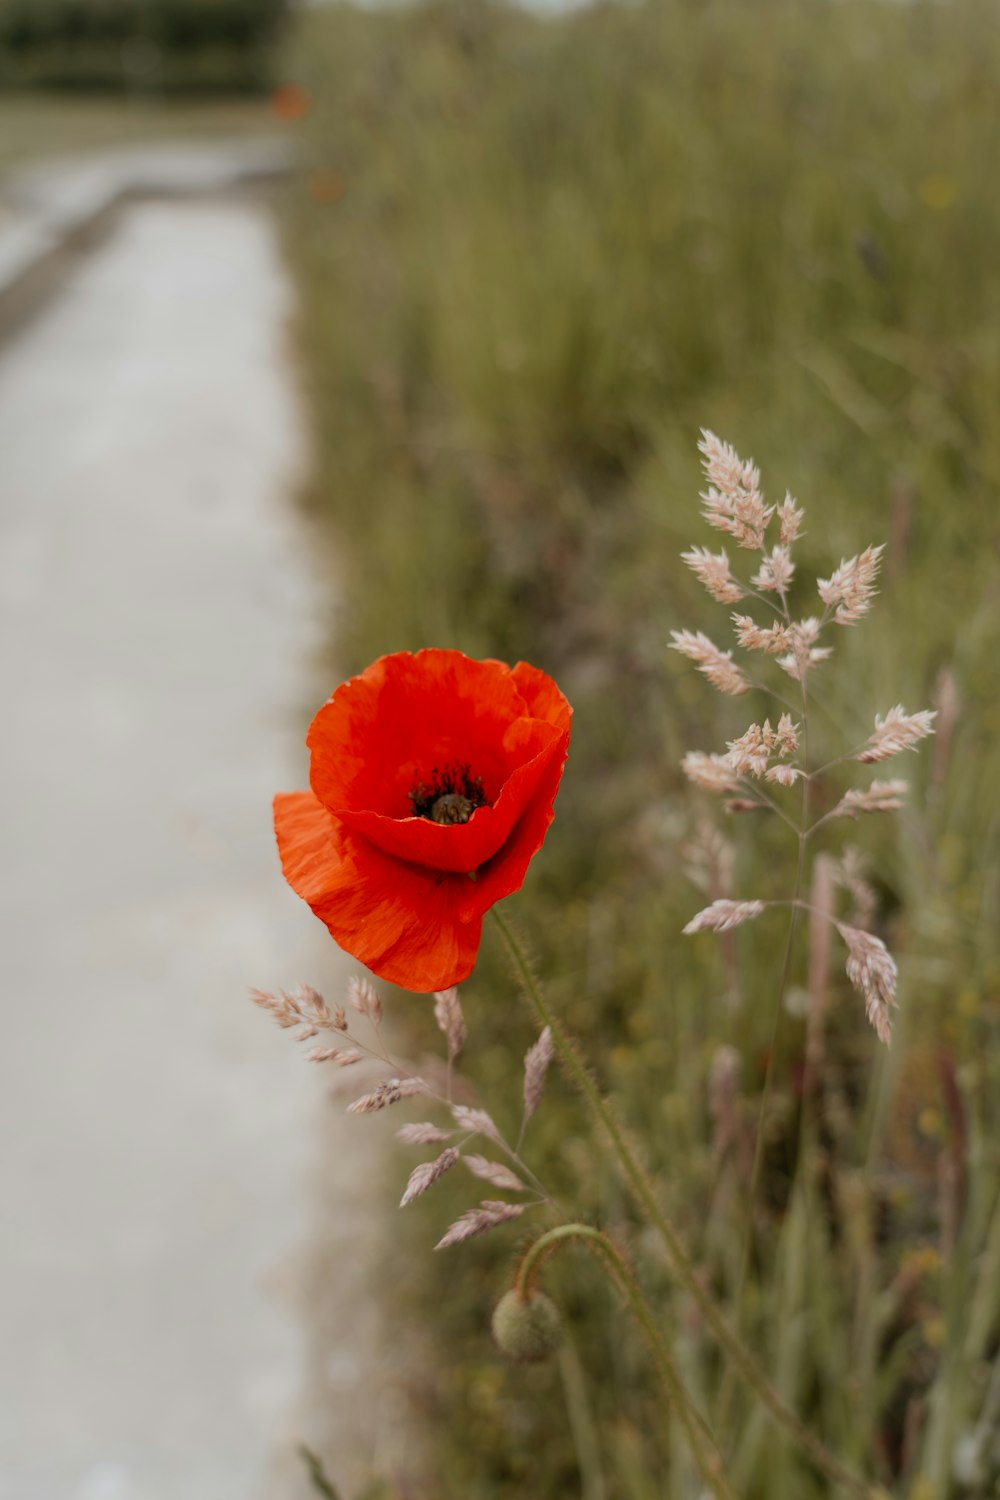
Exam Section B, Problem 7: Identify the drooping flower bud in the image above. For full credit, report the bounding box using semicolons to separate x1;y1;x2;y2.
491;1288;563;1363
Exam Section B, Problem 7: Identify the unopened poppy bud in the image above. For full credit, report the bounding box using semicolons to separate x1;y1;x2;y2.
491;1288;563;1363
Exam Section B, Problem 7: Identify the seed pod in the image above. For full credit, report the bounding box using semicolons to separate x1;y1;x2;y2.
491;1289;563;1364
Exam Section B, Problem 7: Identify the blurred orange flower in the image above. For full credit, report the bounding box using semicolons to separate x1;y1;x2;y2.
270;82;310;123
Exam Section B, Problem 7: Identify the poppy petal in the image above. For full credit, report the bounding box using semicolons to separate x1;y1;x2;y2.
512;660;573;736
308;650;531;818
458;727;571;919
274;791;483;991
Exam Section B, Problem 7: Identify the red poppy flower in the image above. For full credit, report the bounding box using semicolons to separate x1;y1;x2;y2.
274;650;571;992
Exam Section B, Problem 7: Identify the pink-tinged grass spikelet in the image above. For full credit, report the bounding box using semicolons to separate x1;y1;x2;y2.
400;1146;461;1207
347;1077;427;1114
684;899;766;934
776;494;804;546
681;545;746;603
683;751;742;794
831;780;909;819
752;544;795;594
817;544;884;624
837;923;898;1045
523;1025;555;1123
434;987;467;1059
435;1200;527;1250
463;1155;528;1192
669;629;749;696
697;430;773;548
858;705;937;763
450;1104;504;1145
398;1122;454;1145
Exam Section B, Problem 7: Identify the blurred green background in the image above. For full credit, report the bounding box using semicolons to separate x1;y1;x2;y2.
280;2;1000;1497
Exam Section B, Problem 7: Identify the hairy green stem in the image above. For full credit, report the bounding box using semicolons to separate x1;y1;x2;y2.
517;1223;736;1500
492;907;876;1498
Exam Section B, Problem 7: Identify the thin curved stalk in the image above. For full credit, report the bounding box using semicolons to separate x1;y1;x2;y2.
516;1224;736;1500
492;907;877;1499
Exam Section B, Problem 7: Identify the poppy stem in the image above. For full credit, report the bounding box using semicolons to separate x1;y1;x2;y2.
491;907;878;1499
515;1222;737;1500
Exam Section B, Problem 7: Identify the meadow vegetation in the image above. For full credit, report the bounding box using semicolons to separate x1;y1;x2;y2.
280;2;1000;1494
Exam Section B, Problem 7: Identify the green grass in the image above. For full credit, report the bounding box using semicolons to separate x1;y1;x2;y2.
0;92;275;180
280;1;1000;1495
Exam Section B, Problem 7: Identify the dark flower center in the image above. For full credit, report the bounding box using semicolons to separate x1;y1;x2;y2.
409;764;487;825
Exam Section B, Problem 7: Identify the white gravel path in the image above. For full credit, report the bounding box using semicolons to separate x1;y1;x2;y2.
0;197;384;1500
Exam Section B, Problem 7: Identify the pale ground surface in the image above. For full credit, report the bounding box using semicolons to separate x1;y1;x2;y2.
0;196;388;1499
0;139;289;308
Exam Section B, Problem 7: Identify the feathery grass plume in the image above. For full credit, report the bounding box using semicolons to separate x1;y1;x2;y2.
435;1200;527;1250
464;1155;528;1192
752;544;795;594
523;1026;555;1122
682;751;742;793
776;494;804;546
836;923;898;1044
684;899;766;934
249;984;347;1041
249;986;301;1030
451;1104;504;1144
698;430;773;548
347;974;382;1024
726;716;799;779
831;780;909;819
681;545;745;603
296;984;329;1023
777;619;833;682
669;630;748;696
305;1046;363;1065
726;724;773;779
818;544;885;624
766;765;803;786
732;616;791;654
858;705;937;763
434;986;467;1060
398;1122;454;1145
400;1147;460;1207
347;1077;426;1114
774;714;799;755
672;434;930;1056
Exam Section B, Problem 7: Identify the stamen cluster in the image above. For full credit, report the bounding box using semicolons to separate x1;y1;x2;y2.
409;763;487;823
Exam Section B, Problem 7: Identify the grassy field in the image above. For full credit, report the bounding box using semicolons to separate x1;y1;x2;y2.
0;93;274;180
280;1;1000;1495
